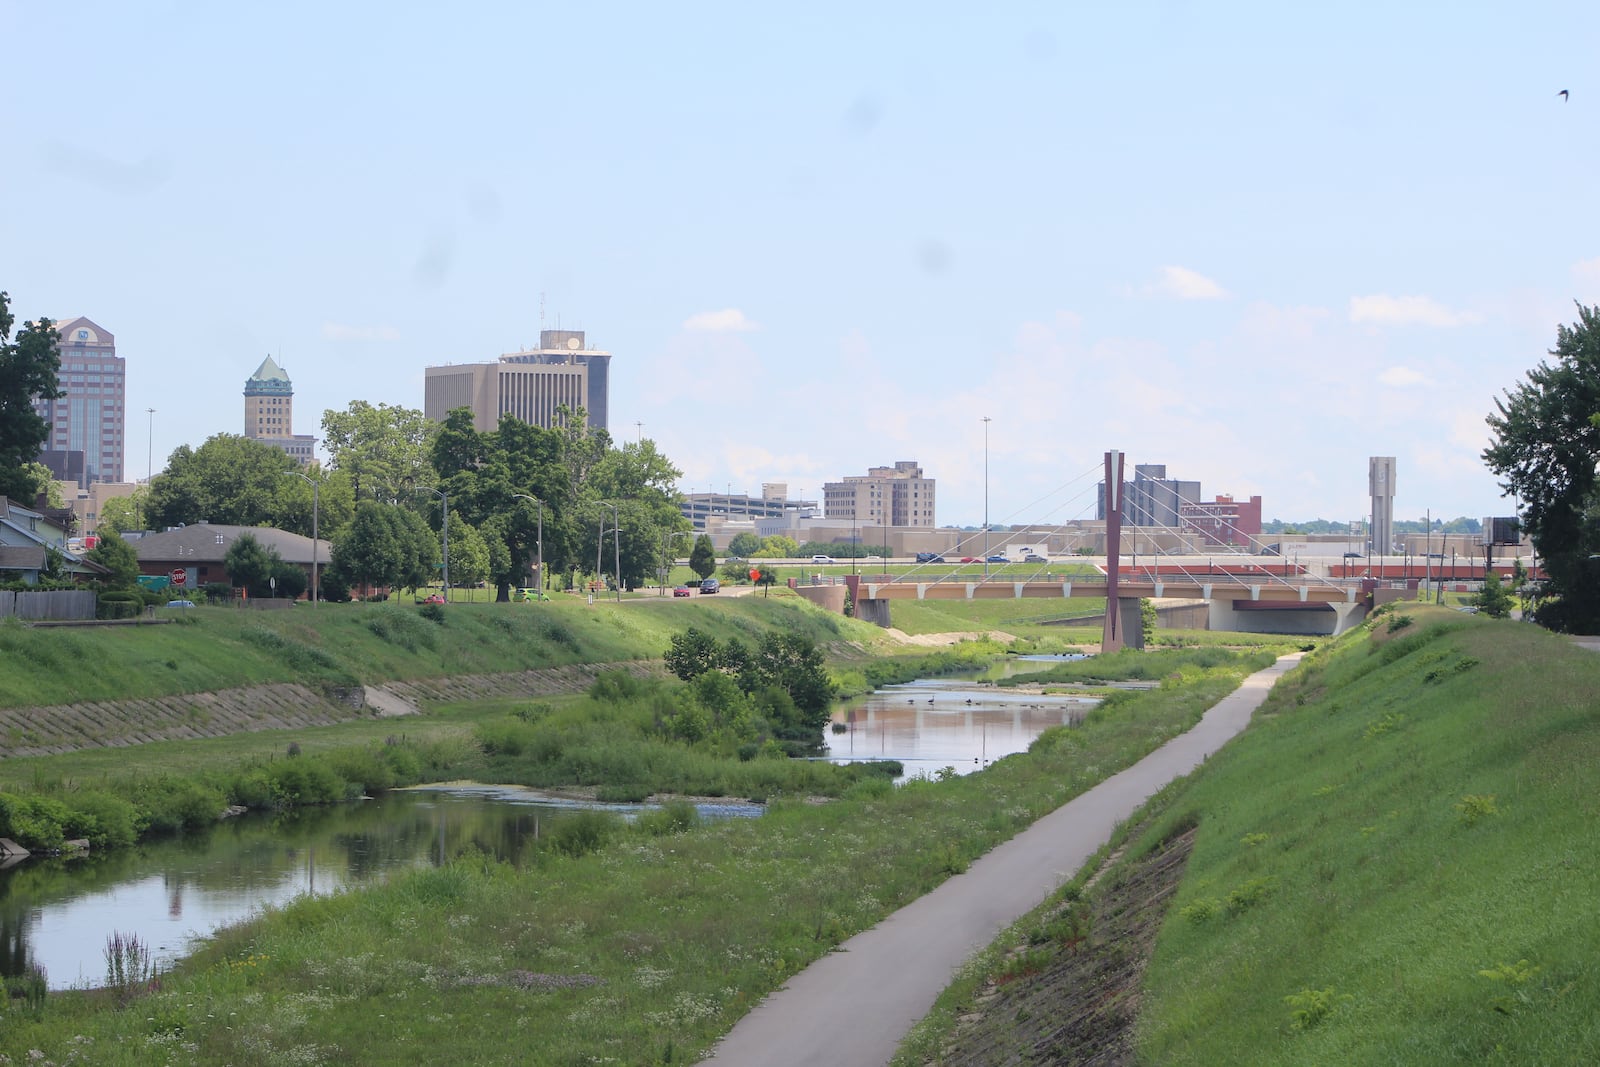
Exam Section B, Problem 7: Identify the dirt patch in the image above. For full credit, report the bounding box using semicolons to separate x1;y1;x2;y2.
882;628;1020;647
923;826;1196;1066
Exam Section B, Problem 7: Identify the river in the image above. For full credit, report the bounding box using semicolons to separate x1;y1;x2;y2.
2;663;1093;990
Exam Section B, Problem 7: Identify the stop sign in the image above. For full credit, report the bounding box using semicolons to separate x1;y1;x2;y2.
171;568;187;585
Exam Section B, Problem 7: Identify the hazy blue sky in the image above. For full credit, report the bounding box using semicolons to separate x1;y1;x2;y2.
5;2;1596;527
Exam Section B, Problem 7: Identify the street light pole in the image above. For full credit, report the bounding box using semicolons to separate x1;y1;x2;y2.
281;470;322;607
147;407;155;484
417;486;449;602
983;415;991;579
512;494;543;598
612;501;622;603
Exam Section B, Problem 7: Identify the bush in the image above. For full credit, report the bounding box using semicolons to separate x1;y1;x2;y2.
548;810;623;859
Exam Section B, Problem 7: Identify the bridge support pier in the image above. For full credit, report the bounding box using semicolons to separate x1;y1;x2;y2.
854;598;892;628
1114;597;1144;650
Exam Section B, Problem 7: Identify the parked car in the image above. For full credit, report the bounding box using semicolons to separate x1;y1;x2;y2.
423;593;445;604
673;585;693;597
811;554;836;564
915;552;947;563
986;554;1009;563
700;578;720;594
1023;553;1048;563
166;599;195;608
514;587;547;602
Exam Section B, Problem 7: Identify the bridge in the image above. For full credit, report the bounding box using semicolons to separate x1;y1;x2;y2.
839;451;1374;650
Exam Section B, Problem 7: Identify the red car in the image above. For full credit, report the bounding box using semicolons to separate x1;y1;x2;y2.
423;594;445;604
673;586;694;597
959;556;978;563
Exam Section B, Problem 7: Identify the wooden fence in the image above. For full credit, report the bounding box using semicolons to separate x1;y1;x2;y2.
0;590;97;621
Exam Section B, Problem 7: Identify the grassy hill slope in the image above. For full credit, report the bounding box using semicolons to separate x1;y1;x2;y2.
0;597;892;709
903;607;1600;1065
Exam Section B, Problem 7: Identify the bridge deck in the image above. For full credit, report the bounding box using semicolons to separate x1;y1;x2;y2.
857;577;1362;605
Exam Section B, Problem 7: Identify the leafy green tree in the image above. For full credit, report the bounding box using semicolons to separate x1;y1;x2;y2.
85;532;139;587
1483;303;1600;630
97;488;149;536
752;632;834;726
727;531;762;558
320;401;435;502
665;627;721;682
270;559;308;600
444;511;490;589
328;501;400;597
1476;571;1514;619
147;435;298;530
762;534;800;559
688;534;716;580
0;294;61;500
223;532;279;597
390;506;440;593
17;462;65;508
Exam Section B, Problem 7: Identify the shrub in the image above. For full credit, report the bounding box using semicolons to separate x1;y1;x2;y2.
635;800;700;837
548;810;623;859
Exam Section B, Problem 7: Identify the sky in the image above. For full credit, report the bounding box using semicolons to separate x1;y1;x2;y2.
5;2;1598;529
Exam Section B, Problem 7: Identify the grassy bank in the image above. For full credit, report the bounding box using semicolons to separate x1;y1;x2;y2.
0;596;893;709
0;649;1276;1065
898;607;1600;1065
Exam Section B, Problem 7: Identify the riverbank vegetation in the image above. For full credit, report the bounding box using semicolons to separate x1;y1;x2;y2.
0;596;890;709
896;607;1600;1065
0;644;1276;1065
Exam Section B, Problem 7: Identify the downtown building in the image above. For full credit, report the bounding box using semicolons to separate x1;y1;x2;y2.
1097;463;1201;527
244;356;317;465
823;461;936;528
423;330;612;432
35;316;125;488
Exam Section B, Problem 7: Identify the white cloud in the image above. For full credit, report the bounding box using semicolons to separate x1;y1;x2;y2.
1378;366;1428;387
1152;265;1230;300
682;308;760;332
1348;294;1480;327
321;322;400;342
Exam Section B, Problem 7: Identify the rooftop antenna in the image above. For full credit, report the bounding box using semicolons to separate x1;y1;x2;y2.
539;291;545;330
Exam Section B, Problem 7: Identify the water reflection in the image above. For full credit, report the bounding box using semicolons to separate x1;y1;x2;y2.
0;786;759;990
824;678;1098;781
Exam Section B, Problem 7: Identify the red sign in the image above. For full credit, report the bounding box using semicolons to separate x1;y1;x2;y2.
170;568;187;585
749;568;760;581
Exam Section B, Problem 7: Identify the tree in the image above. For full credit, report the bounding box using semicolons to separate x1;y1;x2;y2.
320;401;435;502
665;627;721;682
328;501;400;596
688;534;716;580
224;533;279;597
86;532;139;587
17;462;65;508
762;534;800;559
1483;303;1600;630
752;633;833;729
97;488;149;536
1476;571;1514;619
147;434;299;530
444;511;490;590
727;531;763;558
0;294;61;500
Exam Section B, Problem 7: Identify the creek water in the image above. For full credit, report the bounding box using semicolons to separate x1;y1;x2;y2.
821;664;1101;781
0;785;760;990
3;660;1094;990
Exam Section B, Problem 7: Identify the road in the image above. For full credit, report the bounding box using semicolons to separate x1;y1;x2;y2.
699;652;1305;1067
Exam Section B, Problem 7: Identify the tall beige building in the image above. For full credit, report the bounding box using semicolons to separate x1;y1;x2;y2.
424;330;612;432
244;356;316;464
823;461;936;528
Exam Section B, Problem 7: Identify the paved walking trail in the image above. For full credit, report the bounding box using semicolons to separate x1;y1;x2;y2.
701;652;1305;1067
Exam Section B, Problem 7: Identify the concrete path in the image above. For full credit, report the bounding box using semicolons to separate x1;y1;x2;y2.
701;652;1305;1067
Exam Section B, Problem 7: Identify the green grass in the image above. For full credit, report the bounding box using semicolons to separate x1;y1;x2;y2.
899;606;1600;1065
1132;609;1600;1064
0;648;1275;1065
0;597;894;709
